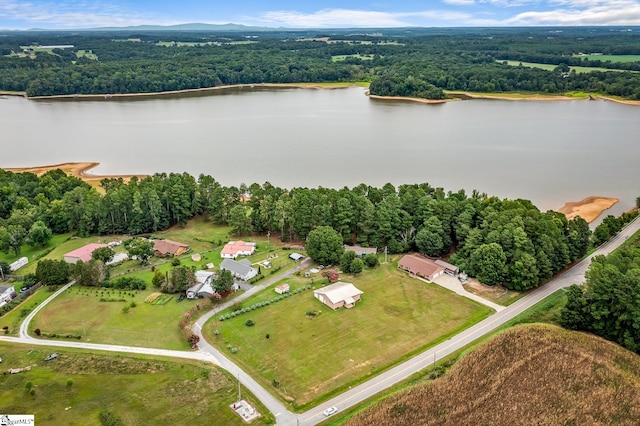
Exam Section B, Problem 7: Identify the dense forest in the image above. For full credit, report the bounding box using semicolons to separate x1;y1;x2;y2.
0;168;597;292
1;27;640;98
562;235;640;354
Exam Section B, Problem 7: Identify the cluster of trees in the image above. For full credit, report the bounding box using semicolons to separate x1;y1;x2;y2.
1;166;595;289
562;242;640;354
1;28;640;98
592;211;639;246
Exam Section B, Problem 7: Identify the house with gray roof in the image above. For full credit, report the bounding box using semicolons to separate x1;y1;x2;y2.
220;258;258;281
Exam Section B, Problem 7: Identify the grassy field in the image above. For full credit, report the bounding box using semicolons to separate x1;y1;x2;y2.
343;323;640;426
574;54;640;63
9;234;126;276
76;49;97;60
332;54;375;62
204;259;492;408
0;233;72;270
501;60;632;73
0;342;274;425
0;287;56;334
29;285;203;349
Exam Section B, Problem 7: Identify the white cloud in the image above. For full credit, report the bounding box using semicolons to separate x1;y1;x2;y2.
254;8;481;28
507;0;640;24
443;0;477;6
257;9;409;28
0;0;164;28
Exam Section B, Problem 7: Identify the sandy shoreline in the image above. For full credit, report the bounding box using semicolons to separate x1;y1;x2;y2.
558;196;620;223
4;162;147;188
2;85;638;105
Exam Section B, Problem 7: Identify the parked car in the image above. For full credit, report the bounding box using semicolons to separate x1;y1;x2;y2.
44;352;59;361
323;406;338;417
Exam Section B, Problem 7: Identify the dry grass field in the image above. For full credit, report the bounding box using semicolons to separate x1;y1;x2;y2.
345;324;640;426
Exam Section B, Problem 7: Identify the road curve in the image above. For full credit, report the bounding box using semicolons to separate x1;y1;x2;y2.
1;218;637;426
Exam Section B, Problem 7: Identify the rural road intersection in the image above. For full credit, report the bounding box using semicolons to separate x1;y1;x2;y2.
2;217;638;425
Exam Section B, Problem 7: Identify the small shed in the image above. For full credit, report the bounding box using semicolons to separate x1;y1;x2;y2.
289;253;304;261
275;283;290;294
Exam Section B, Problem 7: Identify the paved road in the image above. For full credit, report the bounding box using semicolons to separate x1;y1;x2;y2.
294;216;640;426
2;218;638;426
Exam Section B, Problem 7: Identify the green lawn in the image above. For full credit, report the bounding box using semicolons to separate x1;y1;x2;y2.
204;259;493;408
76;49;97;60
574;54;640;63
29;286;204;349
332;54;375;62
0;287;56;334
0;233;72;272
0;342;274;425
501;60;633;73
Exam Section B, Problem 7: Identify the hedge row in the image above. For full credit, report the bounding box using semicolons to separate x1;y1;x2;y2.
218;285;312;322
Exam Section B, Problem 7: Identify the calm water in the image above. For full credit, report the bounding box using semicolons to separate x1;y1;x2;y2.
1;87;638;217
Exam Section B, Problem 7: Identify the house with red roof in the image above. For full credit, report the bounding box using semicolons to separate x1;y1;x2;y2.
63;243;108;264
220;241;256;259
153;239;189;257
398;254;445;281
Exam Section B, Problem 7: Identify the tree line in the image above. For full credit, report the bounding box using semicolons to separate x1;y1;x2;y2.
562;233;640;354
0;167;596;291
1;29;640;98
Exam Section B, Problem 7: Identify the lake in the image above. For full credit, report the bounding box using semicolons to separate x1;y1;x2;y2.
1;87;638;218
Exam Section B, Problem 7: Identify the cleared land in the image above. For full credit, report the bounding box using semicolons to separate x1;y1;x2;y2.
574;54;640;63
501;60;632;73
344;324;640;426
204;260;492;407
332;54;375;62
29;285;199;349
0;342;273;425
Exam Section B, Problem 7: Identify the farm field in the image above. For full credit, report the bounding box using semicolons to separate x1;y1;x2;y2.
501;60;630;73
574;54;640;63
204;259;493;408
29;285;203;349
0;342;273;425
342;324;640;426
332;54;375;62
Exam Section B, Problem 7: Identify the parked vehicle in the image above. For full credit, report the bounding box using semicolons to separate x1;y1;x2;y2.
323;406;338;417
44;352;59;361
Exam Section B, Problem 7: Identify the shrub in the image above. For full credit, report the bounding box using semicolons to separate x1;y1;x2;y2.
171;257;181;266
231;347;238;354
34;328;41;336
129;301;137;308
245;319;255;327
364;253;380;267
122;306;130;314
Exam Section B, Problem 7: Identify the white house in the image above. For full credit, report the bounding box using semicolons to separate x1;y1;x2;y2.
220;241;256;259
9;257;28;272
220;258;258;281
0;284;16;304
313;282;363;310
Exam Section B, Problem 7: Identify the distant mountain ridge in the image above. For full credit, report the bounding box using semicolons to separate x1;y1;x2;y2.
28;23;285;32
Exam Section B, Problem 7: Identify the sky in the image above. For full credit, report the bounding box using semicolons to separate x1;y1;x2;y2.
1;0;640;30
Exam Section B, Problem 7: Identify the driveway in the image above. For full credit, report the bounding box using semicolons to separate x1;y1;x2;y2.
430;274;505;312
